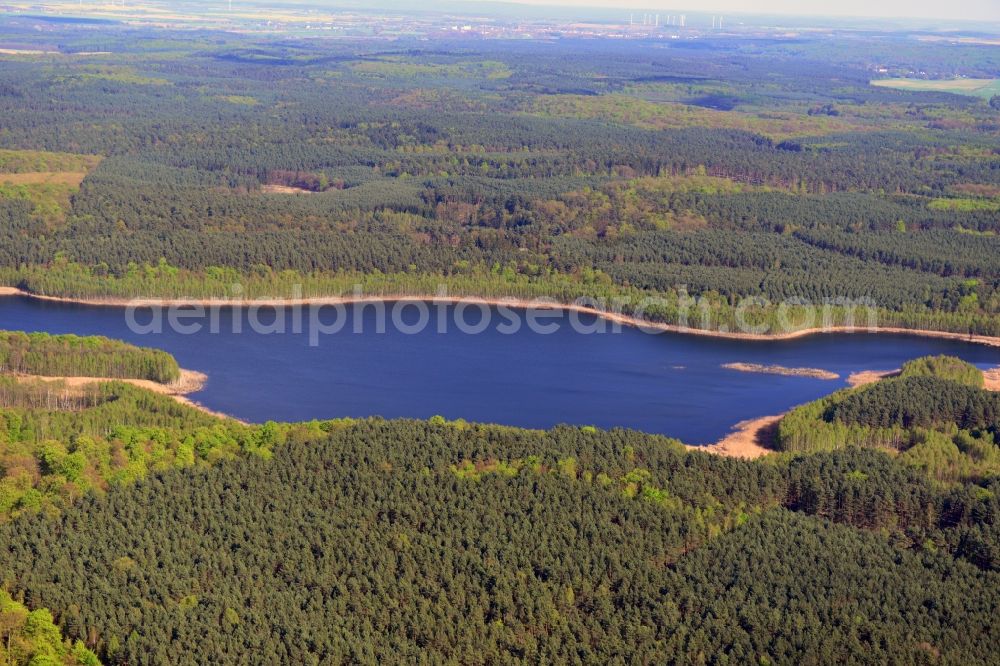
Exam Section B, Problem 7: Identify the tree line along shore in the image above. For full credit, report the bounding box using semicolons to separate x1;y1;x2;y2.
3;285;1000;347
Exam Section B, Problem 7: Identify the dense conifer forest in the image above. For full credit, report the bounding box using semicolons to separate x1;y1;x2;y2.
0;16;998;333
1;413;998;663
0;343;995;664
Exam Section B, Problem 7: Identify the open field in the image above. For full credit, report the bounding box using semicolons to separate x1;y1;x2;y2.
529;93;870;140
0;149;101;174
0;171;88;187
871;77;1000;98
0;149;101;225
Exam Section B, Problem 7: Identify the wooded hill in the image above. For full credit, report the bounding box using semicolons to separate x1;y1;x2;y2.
1;419;997;664
779;356;1000;486
0;355;996;663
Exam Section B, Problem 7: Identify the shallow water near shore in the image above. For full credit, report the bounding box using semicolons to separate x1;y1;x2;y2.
2;295;998;443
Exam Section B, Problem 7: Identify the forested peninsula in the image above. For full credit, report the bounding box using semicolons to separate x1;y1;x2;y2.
0;330;180;383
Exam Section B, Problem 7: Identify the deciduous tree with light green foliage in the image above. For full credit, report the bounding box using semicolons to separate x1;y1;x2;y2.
0;589;100;666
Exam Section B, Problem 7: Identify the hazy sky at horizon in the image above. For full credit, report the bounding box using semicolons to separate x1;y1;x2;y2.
495;0;1000;22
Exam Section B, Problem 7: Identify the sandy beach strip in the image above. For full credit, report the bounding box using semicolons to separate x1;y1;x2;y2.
694;363;1000;459
687;414;783;459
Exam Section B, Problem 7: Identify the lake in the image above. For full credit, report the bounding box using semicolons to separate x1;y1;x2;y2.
2;295;998;443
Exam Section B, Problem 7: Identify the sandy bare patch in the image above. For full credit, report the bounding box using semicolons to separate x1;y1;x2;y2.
951;183;1000;198
985;368;1000;391
846;370;899;387
687;414;782;459
261;184;316;195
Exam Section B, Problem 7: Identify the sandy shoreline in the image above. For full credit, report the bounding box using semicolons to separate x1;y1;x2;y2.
2;287;999;347
9;358;997;458
8;365;780;455
3;285;997;454
697;362;1000;459
846;370;898;387
688;414;783;459
9;369;244;423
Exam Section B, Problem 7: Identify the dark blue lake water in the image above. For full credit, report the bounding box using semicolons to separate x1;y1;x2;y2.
2;295;998;443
